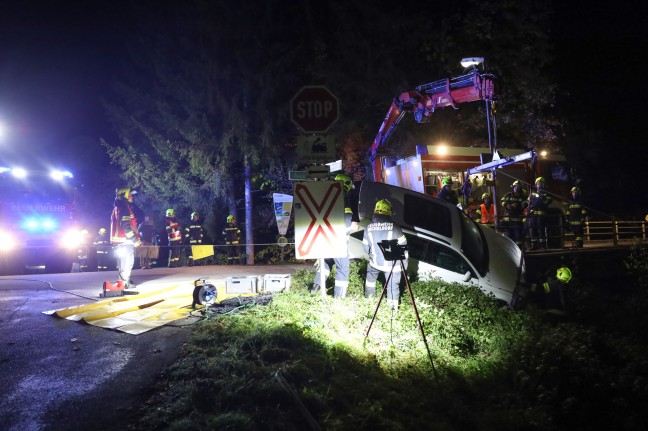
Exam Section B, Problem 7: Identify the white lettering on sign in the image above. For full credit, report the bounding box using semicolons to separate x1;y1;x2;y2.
295;101;335;119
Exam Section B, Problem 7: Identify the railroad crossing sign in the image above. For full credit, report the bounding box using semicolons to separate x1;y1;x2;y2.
293;181;346;259
290;86;339;133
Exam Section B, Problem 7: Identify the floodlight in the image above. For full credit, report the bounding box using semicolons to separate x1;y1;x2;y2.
460;57;484;68
51;169;73;180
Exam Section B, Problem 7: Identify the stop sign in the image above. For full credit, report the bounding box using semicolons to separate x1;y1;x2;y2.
290;86;339;133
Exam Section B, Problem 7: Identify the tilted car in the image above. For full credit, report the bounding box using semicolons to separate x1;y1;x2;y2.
348;181;525;305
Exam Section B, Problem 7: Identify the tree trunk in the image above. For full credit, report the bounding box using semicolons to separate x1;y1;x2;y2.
244;158;254;265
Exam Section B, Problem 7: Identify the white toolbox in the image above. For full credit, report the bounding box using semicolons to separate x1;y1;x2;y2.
262;274;291;292
224;276;258;294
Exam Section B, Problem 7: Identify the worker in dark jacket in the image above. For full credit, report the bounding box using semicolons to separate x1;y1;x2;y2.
437;177;458;206
93;227;110;271
110;187;141;288
184;211;204;266
501;181;528;249
567;186;587;248
222;215;241;264
165;208;182;267
362;199;408;310
527;177;552;250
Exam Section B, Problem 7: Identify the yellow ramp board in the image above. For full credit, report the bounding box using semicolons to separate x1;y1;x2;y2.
43;281;218;335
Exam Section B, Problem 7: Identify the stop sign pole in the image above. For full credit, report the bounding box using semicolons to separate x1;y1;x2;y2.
290;86;339;133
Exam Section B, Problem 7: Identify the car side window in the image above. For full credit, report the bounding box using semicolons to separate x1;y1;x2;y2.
403;194;453;237
409;234;473;276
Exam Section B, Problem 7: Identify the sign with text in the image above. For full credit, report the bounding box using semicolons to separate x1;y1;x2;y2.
293;181;346;259
272;193;293;236
296;134;336;165
290;86;339;133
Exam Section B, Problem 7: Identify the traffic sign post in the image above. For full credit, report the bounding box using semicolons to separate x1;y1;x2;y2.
290;86;339;133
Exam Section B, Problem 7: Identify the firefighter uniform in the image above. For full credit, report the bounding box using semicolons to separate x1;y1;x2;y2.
437;177;459;205
501;181;528;249
362;199;408;310
184;212;204;266
222;215;241;264
165;209;183;267
566;186;587;248
93;228;110;271
110;188;141;288
476;193;496;228
311;174;354;298
527;177;552;250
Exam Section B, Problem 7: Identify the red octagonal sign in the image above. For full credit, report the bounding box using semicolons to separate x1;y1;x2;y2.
290;86;339;133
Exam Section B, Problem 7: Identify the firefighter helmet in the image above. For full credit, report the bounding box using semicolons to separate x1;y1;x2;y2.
115;187;130;199
482;192;491;200
571;186;580;193
227;215;236;224
335;173;353;192
512;180;521;188
98;227;106;235
441;177;453;187
191;212;199;219
535;177;545;185
166;208;175;217
374;199;392;216
556;267;572;283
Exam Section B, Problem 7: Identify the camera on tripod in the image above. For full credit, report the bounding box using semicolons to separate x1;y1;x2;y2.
378;239;407;261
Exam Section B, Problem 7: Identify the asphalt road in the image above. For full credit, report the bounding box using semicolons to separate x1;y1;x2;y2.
0;263;309;431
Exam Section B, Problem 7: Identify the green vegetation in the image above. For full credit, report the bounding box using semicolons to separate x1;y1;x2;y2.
123;259;648;430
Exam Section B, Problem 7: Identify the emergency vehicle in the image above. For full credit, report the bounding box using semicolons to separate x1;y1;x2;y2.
368;61;575;243
0;166;86;274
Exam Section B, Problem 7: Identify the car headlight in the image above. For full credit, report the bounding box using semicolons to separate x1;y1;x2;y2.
0;231;15;251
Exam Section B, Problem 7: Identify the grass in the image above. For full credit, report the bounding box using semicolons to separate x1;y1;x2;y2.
121;257;648;431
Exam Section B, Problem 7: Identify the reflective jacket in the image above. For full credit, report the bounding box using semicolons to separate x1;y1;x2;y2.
362;214;408;272
185;219;204;244
110;198;141;246
477;203;496;225
501;192;528;222
223;223;241;244
166;217;182;243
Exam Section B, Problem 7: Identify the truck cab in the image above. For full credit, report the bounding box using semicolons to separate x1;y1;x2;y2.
0;167;86;274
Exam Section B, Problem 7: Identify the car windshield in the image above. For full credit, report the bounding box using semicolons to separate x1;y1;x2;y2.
458;209;488;275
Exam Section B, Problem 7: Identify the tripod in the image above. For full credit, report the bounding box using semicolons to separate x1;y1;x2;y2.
364;240;437;377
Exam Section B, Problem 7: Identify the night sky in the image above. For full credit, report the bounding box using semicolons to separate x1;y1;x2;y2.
1;1;646;209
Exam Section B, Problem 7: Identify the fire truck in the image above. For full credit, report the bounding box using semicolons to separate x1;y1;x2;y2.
0;166;86;274
368;62;575;244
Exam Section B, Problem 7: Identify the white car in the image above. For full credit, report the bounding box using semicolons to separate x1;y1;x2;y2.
348;181;525;305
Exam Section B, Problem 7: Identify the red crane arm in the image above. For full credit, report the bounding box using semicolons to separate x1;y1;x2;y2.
369;70;495;164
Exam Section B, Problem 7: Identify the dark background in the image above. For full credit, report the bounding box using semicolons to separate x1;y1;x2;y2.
1;1;646;224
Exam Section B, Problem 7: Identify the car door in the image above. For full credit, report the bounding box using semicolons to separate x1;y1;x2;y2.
405;232;478;285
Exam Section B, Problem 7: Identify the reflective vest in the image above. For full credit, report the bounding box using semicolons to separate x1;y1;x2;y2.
166;217;182;242
478;203;496;225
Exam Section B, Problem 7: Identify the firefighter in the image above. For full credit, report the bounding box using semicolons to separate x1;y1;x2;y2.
567;186;587;248
311;173;354;298
437;177;458;205
501;181;528;249
184;211;204;266
530;266;572;317
165;208;183;267
110;187;141;288
476;193;496;228
362;199;408;311
527;177;552;250
137;216;155;269
76;229;90;272
222;215;241;264
93;227;110;271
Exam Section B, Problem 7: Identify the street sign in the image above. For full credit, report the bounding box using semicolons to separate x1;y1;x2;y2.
293;181;346;259
306;165;329;179
296;135;336;165
290;86;339;133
